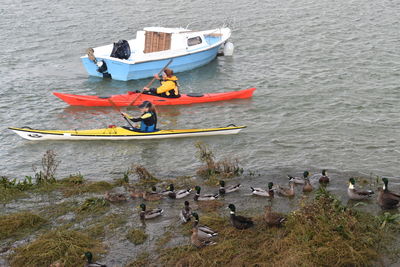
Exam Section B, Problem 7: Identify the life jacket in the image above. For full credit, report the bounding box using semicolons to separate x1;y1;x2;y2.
156;76;180;97
139;111;157;132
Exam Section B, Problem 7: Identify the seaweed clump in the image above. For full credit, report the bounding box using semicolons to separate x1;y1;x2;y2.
130;165;161;189
62;180;114;197
0;212;47;240
126;228;148;245
9;229;104;267
159;189;397;266
195;142;243;179
76;197;110;215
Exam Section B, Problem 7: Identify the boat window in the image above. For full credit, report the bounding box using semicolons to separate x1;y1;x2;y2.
187;36;202;46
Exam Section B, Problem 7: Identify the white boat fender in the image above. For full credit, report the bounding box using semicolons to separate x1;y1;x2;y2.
223;42;234;56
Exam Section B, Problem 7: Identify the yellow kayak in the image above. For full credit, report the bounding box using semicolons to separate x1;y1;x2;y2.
9;125;246;141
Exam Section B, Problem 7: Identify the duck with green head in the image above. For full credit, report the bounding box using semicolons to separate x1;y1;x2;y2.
139;203;163;220
228;204;254;229
194;186;219;201
377;178;400;209
319;169;330;184
84;251;106;267
162;184;191;199
219;180;241;195
250;182;274;198
347;178;374;200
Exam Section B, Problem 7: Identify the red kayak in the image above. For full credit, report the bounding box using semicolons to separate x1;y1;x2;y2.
53;88;256;107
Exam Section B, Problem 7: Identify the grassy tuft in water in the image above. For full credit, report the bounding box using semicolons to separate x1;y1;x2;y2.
76;197;110;215
197;200;224;213
60;173;84;185
0;212;47;240
62;180;114;197
39;201;78;220
9;229;104;267
126;228;148;245
33;149;61;185
159;189;398;266
131;165;161;189
125;252;150;267
195;142;243;179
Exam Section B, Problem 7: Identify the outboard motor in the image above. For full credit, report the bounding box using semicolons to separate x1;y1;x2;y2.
96;60;111;78
110;40;131;60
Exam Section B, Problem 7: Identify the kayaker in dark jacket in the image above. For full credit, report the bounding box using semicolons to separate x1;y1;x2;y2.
143;68;180;98
122;101;157;132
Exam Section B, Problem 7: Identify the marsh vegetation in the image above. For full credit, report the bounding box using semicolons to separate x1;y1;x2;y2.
1;146;399;266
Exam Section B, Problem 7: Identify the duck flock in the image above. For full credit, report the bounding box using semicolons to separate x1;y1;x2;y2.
101;170;400;250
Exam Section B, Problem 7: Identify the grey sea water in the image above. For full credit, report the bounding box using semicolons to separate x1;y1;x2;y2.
1;0;400;265
1;0;399;179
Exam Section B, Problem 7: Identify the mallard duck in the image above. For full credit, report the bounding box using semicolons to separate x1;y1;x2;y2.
264;206;286;227
150;186;159;194
228;204;254;229
129;189;143;199
347;178;374;200
303;178;313;193
288;171;310;185
180;201;192;223
142;190;163;201
84;252;106;267
219;180;241;195
191;212;218;240
162;184;191;199
250;182;274;198
319;169;330;184
377;178;400;209
139;203;163;220
276;180;295;197
104;191;127;202
191;225;216;248
194;186;219;201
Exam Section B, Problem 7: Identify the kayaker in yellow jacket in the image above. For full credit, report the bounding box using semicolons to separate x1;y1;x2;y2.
143;68;180;98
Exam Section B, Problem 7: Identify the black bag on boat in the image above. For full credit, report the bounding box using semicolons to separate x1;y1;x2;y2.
110;40;131;60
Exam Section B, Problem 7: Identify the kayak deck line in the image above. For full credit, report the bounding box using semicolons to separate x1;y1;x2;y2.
8;125;246;141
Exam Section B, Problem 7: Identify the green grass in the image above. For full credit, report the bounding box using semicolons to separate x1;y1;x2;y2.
0;211;47;240
125;252;150;267
62;181;114;197
0;187;29;204
76;197;110;216
126;228;148;245
39;201;78;219
158;190;398;266
9;229;105;267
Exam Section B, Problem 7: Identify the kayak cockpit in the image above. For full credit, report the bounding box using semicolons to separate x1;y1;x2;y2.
121;126;160;133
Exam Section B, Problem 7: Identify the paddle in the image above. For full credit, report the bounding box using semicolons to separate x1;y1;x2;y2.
107;99;136;128
127;59;173;106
